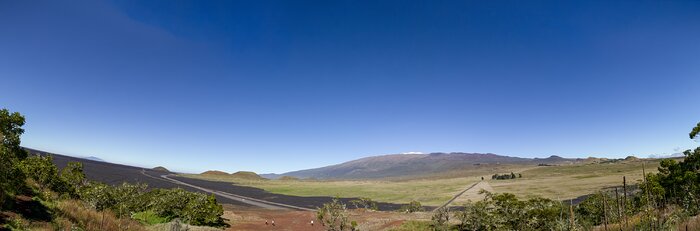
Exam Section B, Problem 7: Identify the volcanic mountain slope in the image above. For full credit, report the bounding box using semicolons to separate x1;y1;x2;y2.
264;153;578;179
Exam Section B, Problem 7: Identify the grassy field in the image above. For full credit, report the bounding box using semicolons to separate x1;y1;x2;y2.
182;158;671;206
183;173;480;206
485;159;664;201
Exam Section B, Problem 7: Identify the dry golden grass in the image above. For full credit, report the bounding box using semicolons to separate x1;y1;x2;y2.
679;215;700;231
489;159;666;200
56;200;145;231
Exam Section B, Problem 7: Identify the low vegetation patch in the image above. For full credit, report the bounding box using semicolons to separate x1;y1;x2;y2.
132;210;169;225
491;172;521;180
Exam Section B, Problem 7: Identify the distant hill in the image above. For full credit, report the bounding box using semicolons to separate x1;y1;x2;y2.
153;166;171;173
82;156;105;162
275;152;578;179
230;171;265;180
201;170;229;175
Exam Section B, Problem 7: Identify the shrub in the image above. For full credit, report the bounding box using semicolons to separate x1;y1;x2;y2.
491;172;521;180
317;197;355;231
182;194;224;226
147;188;194;220
350;197;378;210
400;200;424;213
60;162;86;197
456;190;573;231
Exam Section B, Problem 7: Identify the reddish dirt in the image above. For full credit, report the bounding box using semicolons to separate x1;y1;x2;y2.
222;205;429;231
224;209;324;231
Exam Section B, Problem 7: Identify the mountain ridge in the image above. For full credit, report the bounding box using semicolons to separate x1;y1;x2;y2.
261;152;581;180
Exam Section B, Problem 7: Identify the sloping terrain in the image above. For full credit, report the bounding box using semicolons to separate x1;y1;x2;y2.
269;152;578;179
23;148;406;211
202;170;230;175
230;171;265;180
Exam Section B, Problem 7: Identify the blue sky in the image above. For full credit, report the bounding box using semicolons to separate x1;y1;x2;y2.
1;0;699;173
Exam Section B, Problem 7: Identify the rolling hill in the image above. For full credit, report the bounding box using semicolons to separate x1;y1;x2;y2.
263;152;580;179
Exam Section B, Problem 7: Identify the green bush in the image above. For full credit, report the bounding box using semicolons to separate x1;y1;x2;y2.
79;183;224;226
350;197;378;210
182;193;223;226
317;197;355;231
400;200;424;213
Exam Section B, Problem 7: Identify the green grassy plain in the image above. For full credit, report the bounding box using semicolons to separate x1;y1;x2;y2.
182;158;671;206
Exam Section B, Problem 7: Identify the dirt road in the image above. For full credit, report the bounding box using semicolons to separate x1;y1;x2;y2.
434;180;492;211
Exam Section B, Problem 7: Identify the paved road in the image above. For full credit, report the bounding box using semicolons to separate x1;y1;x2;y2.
140;170;314;211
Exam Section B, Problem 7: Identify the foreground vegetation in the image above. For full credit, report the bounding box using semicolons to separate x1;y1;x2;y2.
0;108;225;230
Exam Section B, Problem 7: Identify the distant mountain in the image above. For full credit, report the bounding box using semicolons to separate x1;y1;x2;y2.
82;156;105;162
274;152;578;179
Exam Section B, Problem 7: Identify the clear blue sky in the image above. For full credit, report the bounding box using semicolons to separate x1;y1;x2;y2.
1;0;699;174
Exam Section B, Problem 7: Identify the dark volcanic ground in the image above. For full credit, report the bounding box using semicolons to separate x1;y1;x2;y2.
26;148;407;211
166;174;407;211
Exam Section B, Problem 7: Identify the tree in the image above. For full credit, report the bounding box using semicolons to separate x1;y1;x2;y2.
21;155;60;192
60;161;86;197
690;122;700;139
0;108;28;204
640;121;700;216
317;197;354;231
